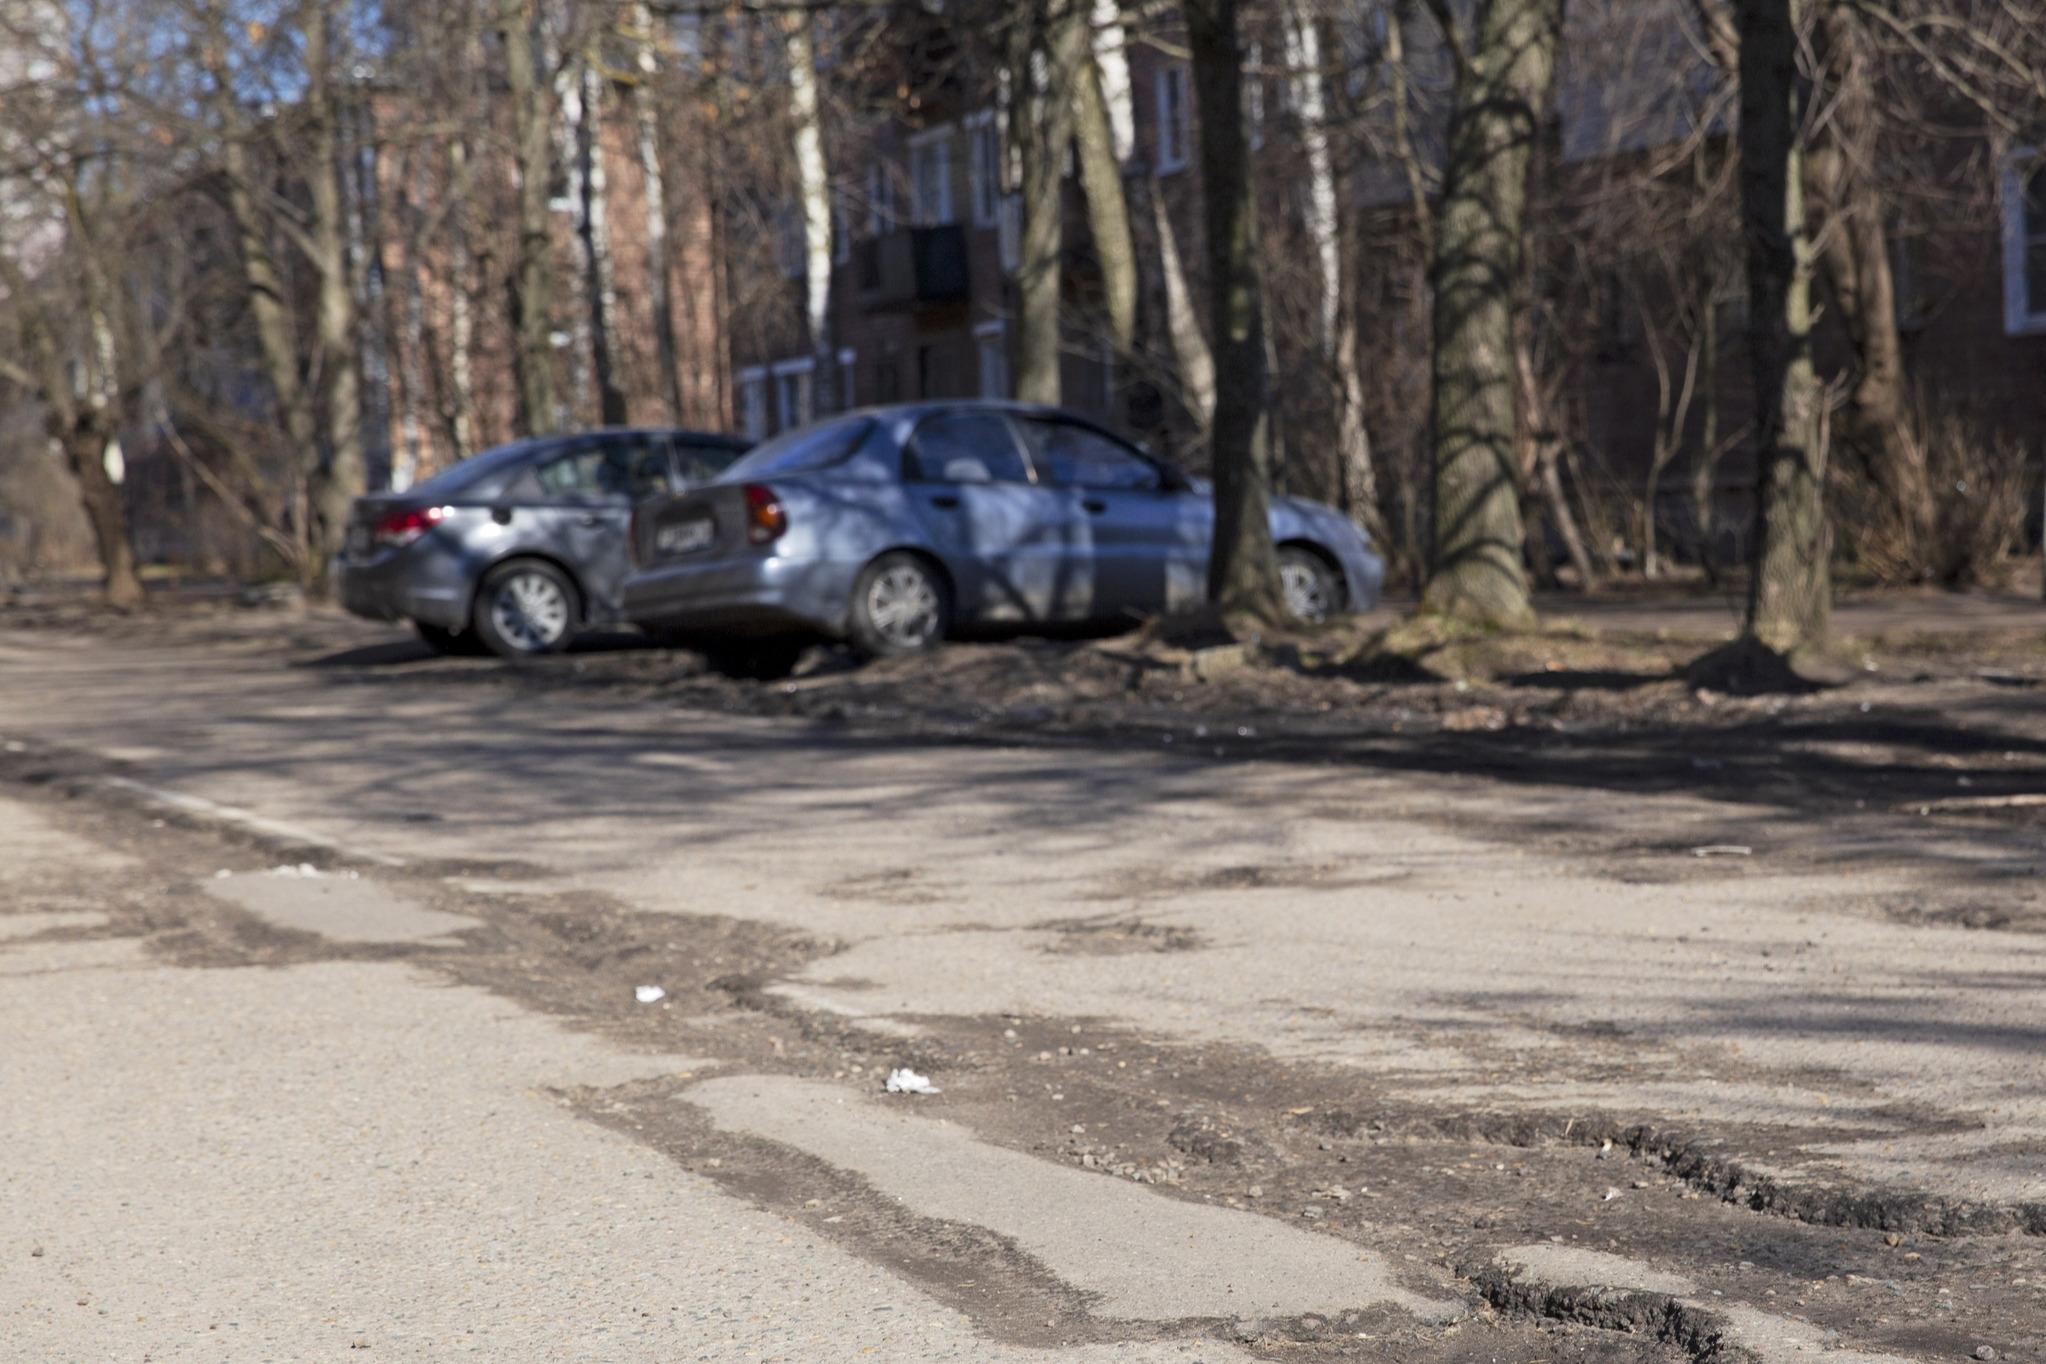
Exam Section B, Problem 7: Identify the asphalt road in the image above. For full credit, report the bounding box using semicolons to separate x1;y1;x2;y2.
0;612;2039;1363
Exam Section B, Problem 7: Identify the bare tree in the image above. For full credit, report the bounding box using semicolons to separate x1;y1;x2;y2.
1417;0;1562;626
1735;0;1831;654
500;0;563;434
1185;0;1283;620
1006;0;1090;403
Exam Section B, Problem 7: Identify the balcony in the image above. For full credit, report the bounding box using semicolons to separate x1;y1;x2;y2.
853;224;970;310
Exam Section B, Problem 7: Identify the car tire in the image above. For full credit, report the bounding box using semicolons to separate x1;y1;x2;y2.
1277;546;1345;626
472;560;579;659
848;552;951;659
701;639;808;682
413;620;487;656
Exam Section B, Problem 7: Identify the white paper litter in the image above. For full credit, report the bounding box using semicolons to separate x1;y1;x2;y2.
1689;845;1753;858
269;863;325;878
634;985;667;1005
884;1067;940;1095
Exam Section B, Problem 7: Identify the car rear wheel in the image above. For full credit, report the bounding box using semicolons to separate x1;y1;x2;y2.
848;552;950;659
473;560;578;659
413;620;487;656
1278;546;1345;626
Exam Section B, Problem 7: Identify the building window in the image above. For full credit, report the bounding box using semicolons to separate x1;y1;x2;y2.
832;197;851;265
867;160;899;236
771;358;814;431
909;127;955;226
967;112;1002;227
737;368;769;442
998;194;1021;273
975;321;1009;399
1154;64;1190;174
2002;149;2046;335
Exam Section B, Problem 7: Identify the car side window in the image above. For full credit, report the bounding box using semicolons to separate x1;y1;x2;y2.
533;439;670;503
1018;420;1162;492
905;412;1032;484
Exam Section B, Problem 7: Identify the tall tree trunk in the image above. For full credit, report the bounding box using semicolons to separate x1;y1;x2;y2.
57;418;144;608
1185;0;1281;621
1285;2;1382;537
304;8;366;577
572;55;629;425
214;100;316;570
1806;4;1927;571
446;133;480;460
1736;0;1830;651
1073;46;1138;350
3;191;144;608
784;10;838;414
1144;179;1217;425
1006;0;1088;404
1418;0;1559;627
501;0;561;435
629;2;686;422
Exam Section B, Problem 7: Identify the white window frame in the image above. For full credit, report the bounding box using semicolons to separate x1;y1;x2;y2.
908;125;955;226
974;320;1009;400
2001;146;2046;336
966;110;1002;227
1154;64;1190;174
736;366;770;442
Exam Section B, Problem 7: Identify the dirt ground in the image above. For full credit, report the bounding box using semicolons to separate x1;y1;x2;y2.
2;581;2041;1362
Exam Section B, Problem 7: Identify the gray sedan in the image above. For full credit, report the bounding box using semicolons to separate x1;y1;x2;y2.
622;402;1382;672
337;427;749;657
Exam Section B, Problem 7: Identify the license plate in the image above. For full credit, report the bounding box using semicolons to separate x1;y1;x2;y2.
656;515;715;556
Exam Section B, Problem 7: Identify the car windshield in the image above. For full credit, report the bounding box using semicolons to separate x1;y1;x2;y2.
404;441;542;498
720;417;872;481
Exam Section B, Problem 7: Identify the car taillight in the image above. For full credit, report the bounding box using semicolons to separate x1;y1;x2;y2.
371;505;447;549
743;483;786;545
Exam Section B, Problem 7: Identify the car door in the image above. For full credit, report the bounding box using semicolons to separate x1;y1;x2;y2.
523;435;674;621
901;410;1094;623
1015;417;1207;618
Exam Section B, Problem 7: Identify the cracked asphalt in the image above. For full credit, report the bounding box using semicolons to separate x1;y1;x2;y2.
0;606;2040;1363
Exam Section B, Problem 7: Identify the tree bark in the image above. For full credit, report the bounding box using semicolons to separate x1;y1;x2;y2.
501;0;561;435
1072;42;1138;351
1185;0;1282;622
304;6;366;575
1143;178;1217;426
1006;0;1088;405
1806;4;1928;570
784;11;838;414
1736;0;1831;651
1419;0;1560;626
573;56;629;425
629;3;686;422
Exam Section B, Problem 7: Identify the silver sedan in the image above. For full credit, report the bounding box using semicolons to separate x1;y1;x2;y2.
622;401;1383;672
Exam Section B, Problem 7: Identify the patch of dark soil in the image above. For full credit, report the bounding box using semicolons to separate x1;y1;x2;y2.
1039;916;1207;955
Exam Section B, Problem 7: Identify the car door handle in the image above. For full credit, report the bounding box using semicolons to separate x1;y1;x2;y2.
1082;498;1108;514
929;494;961;510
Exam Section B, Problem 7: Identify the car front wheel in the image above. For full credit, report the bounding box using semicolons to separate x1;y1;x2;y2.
473;560;578;659
1278;547;1345;625
848;552;951;659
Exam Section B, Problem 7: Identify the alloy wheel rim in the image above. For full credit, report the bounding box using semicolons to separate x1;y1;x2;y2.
1280;561;1331;624
491;572;570;651
867;566;940;648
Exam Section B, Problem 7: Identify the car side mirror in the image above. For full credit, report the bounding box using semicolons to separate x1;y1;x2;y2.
1157;462;1193;492
943;456;994;484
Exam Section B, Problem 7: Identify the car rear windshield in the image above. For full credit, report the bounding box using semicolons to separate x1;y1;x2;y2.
719;417;873;481
403;441;541;499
